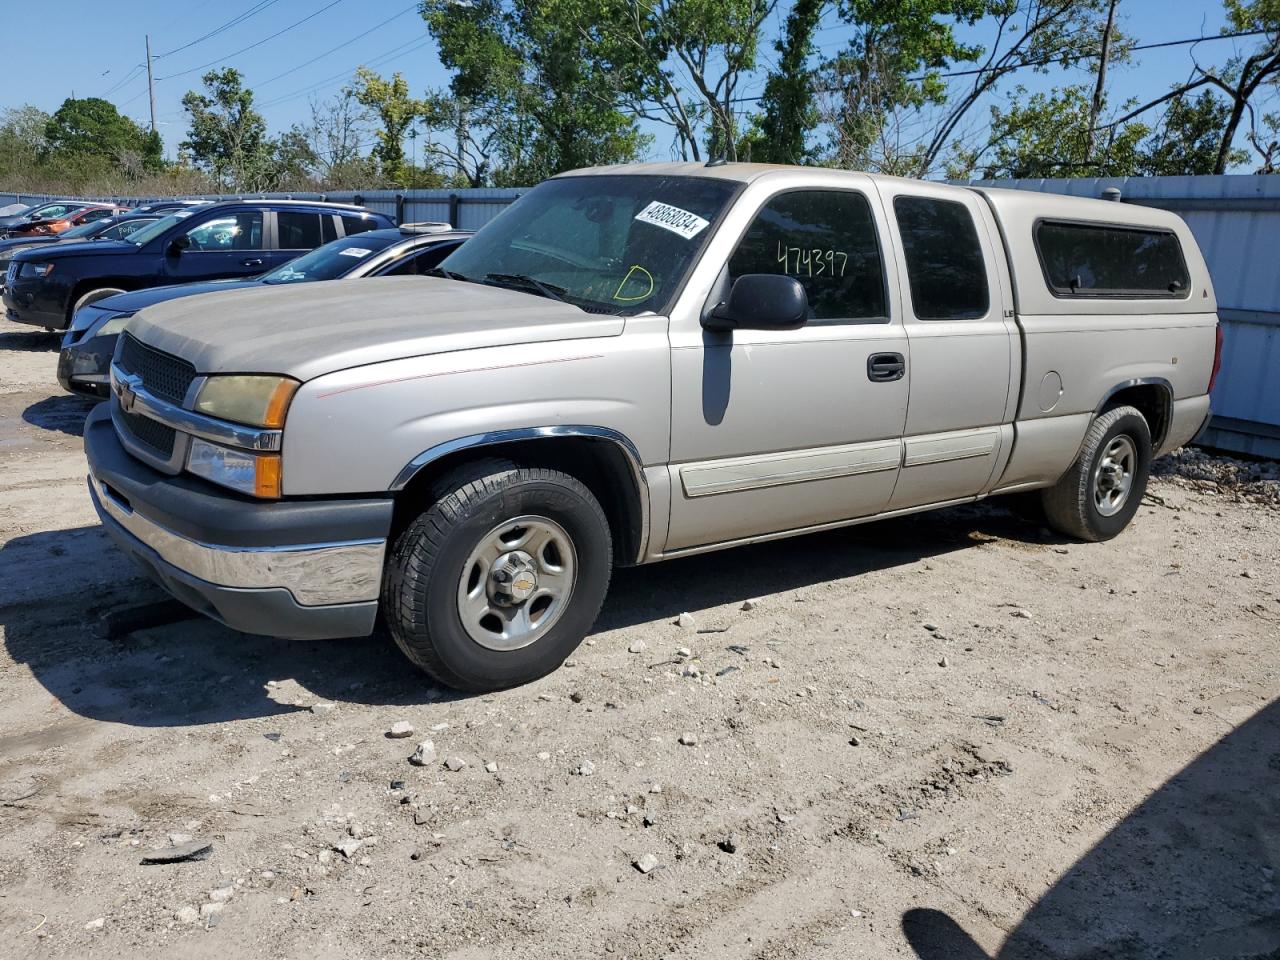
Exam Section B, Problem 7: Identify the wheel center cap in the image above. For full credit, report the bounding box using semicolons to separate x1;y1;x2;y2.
490;551;538;605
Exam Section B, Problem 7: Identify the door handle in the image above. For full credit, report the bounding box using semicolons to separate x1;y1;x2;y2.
867;352;906;383
241;258;264;267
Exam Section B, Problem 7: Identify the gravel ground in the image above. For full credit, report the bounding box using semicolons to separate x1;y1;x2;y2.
1;316;1278;960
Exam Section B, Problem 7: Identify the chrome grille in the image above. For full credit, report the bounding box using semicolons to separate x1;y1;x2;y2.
119;408;176;458
118;333;197;406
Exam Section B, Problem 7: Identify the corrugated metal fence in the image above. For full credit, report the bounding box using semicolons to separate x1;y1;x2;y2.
3;176;1276;458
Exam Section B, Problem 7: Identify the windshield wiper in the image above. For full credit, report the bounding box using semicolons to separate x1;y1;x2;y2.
482;272;567;303
425;265;467;281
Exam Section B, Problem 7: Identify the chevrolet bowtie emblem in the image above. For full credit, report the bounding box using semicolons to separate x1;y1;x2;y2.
116;373;143;413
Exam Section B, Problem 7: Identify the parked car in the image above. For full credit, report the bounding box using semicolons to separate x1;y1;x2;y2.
59;224;469;397
0;213;163;297
0;201;39;218
1;202;130;239
83;162;1220;692
0;199;77;234
3;199;394;331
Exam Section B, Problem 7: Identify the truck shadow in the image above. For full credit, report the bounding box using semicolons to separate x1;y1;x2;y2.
901;697;1280;960
22;394;99;437
0;501;1060;729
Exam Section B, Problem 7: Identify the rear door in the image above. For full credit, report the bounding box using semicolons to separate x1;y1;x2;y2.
163;208;269;282
270;210;327;270
876;182;1018;509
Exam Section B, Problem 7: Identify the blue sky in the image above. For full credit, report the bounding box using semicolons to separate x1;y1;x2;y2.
0;0;1256;165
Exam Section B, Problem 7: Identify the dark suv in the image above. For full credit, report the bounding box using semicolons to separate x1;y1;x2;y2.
3;200;394;331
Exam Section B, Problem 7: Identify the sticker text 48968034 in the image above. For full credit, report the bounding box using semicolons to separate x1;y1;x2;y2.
777;241;847;277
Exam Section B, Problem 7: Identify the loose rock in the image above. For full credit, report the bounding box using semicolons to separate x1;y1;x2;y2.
310;702;336;715
1011;609;1032;620
84;918;105;932
387;721;415;739
718;833;740;854
678;732;698;746
574;759;596;776
676;612;696;629
336;839;363;859
409;740;437;767
484;761;499;773
175;906;200;924
140;839;213;864
634;853;660;874
741;599;760;612
208;886;235;903
444;756;467;772
628;639;648;654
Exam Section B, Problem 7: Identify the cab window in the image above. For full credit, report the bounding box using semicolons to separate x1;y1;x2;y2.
183;212;264;251
727;190;888;323
342;215;378;237
893;195;990;321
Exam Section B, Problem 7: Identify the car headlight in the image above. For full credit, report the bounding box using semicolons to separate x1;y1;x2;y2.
193;375;299;429
18;261;54;278
187;437;282;498
96;313;135;338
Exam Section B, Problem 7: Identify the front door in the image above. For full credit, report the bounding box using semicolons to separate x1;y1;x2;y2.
665;181;910;552
163;209;268;282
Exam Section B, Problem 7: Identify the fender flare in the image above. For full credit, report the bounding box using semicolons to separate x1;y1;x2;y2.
389;425;651;563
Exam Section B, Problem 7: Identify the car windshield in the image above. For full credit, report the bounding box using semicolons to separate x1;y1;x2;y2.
127;209;197;247
60;219;115;240
261;233;401;284
438;175;738;315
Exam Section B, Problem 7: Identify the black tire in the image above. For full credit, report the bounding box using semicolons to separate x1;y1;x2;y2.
383;458;613;692
1041;405;1152;542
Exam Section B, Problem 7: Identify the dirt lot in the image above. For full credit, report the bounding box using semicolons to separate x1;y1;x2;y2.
0;316;1277;960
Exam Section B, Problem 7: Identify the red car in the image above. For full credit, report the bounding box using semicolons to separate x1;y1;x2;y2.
2;203;130;239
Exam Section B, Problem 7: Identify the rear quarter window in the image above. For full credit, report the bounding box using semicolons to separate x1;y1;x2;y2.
1035;220;1190;298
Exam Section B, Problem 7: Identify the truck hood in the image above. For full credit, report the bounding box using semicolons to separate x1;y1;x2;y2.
127;275;626;382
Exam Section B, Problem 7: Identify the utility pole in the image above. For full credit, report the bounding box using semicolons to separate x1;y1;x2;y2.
145;34;158;135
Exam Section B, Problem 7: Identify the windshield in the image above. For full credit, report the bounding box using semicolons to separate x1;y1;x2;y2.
60;218;115;240
127;209;197;247
261;233;400;284
438;175;738;315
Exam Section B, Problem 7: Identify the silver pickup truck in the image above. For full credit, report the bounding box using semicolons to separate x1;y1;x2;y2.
84;162;1221;691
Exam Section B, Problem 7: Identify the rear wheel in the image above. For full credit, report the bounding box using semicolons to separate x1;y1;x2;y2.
382;459;613;692
1041;405;1152;542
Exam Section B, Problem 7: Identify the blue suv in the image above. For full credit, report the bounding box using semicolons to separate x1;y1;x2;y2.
3;199;394;331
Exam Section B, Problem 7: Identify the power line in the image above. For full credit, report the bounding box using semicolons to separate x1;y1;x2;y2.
256;34;433;109
156;0;350;81
256;2;420;88
154;0;285;59
102;63;146;98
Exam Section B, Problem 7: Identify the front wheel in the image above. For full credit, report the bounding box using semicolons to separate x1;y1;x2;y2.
1041;405;1152;542
70;286;126;325
382;459;613;692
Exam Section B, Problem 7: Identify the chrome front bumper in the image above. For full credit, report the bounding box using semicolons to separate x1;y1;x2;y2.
89;471;384;606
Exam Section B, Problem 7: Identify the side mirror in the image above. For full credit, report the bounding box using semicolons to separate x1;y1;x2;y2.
167;234;190;256
703;273;809;332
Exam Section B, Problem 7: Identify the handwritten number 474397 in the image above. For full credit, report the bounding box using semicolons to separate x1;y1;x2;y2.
777;241;847;278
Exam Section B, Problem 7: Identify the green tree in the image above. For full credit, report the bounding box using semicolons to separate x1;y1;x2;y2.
349;68;421;185
422;0;648;181
180;68;273;189
744;0;825;164
44;97;162;171
1139;89;1247;174
972;85;1148;179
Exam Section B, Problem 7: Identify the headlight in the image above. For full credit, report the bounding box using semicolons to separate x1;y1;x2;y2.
18;261;54;278
193;375;299;429
96;313;135;338
187;437;282;498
